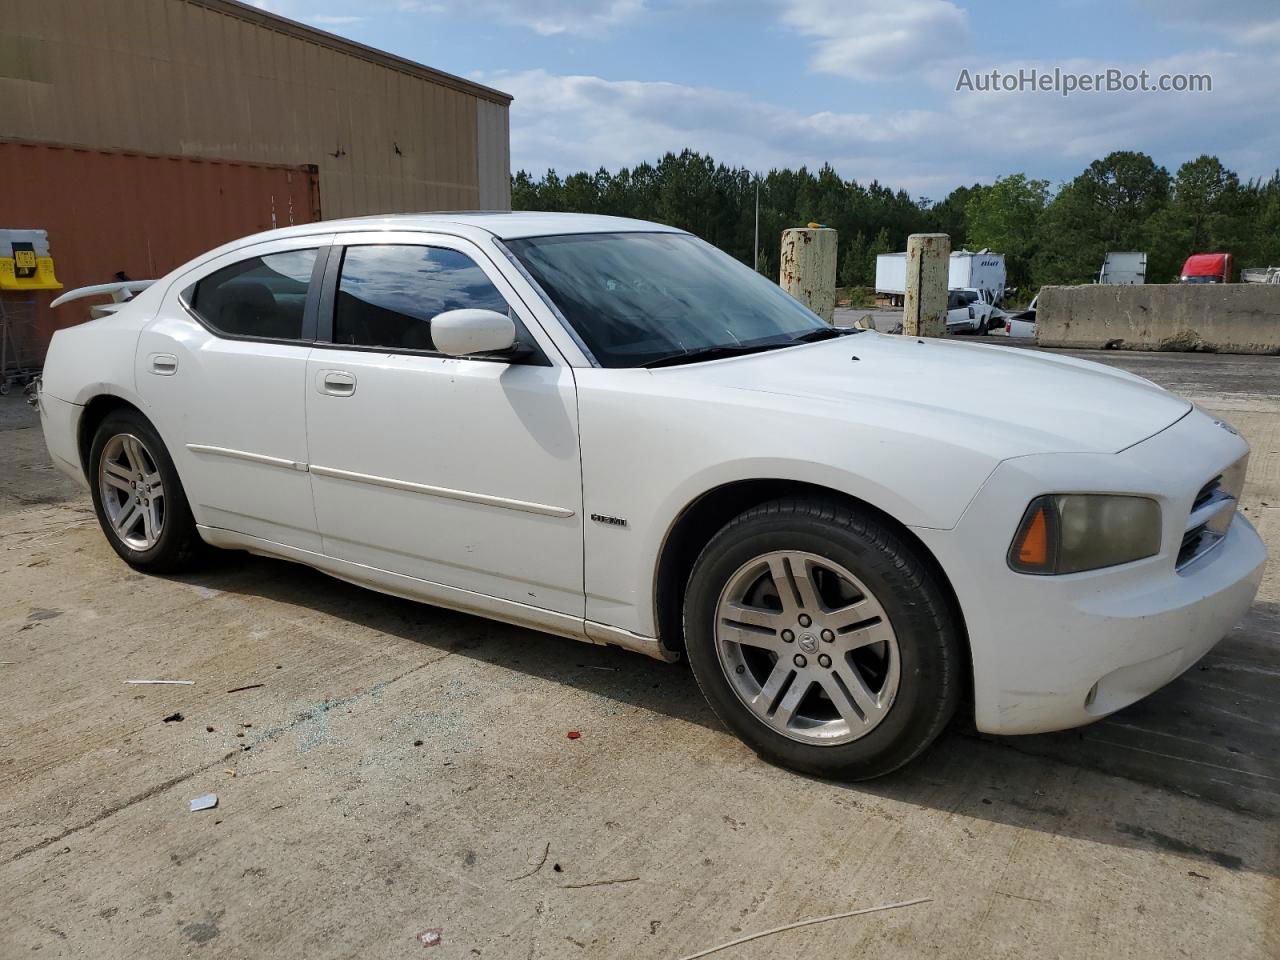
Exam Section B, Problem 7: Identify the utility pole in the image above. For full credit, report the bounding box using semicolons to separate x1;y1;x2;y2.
753;177;760;273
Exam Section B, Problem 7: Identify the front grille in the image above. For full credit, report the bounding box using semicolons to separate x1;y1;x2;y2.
1176;459;1246;572
1177;523;1213;569
1191;476;1221;512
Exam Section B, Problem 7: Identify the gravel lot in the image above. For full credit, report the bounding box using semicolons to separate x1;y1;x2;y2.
2;348;1277;959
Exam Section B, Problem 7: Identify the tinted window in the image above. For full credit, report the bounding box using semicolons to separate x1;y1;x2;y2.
333;245;510;351
192;249;318;340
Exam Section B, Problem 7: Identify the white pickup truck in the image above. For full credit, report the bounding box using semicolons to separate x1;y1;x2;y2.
945;287;997;334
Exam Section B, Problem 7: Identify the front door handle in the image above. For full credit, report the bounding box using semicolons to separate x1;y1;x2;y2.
149;353;178;376
317;369;356;397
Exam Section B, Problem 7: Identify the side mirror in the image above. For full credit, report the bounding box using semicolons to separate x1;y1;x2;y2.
431;309;518;358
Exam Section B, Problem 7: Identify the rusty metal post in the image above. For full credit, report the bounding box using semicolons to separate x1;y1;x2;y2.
903;233;950;337
780;227;838;324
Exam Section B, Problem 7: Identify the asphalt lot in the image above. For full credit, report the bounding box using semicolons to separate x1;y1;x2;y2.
2;347;1278;959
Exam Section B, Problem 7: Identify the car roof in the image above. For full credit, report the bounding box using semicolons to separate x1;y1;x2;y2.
245;211;686;245
150;212;691;292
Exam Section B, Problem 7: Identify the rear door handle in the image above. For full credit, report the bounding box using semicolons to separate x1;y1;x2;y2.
317;369;356;397
149;353;178;376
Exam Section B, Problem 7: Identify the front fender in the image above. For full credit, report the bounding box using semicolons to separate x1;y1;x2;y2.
577;370;1000;636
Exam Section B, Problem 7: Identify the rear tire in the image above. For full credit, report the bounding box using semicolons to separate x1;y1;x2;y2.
683;497;962;780
89;410;205;574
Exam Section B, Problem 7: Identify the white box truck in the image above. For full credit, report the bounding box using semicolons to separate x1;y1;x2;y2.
875;250;1007;305
1098;251;1147;284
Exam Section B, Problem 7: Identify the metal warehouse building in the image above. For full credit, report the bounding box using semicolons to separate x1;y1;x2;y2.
0;0;512;366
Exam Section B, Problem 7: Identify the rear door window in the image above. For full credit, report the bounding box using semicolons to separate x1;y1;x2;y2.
191;249;318;340
332;245;511;352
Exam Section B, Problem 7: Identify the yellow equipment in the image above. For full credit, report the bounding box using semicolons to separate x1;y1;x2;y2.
0;229;62;291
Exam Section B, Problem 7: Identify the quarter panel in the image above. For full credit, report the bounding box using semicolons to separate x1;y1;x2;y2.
39;299;158;407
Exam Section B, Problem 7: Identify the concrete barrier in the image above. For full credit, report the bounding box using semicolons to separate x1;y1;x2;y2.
1037;284;1280;354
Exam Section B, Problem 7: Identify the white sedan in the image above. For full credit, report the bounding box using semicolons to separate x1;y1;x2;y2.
37;213;1265;779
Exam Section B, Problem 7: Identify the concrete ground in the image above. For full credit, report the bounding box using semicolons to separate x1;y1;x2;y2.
833;306;902;331
2;350;1277;959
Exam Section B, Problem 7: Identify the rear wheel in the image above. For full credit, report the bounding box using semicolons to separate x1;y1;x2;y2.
89;411;204;573
683;498;962;779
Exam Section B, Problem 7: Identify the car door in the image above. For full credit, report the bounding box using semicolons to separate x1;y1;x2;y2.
136;234;332;552
303;232;584;618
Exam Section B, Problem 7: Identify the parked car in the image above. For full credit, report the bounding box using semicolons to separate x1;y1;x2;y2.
946;287;995;334
993;294;1037;339
38;214;1265;780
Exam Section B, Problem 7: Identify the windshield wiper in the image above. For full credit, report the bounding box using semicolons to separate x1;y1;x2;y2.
641;341;793;368
790;326;861;343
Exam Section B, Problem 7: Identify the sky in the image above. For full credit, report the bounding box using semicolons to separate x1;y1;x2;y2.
252;0;1280;200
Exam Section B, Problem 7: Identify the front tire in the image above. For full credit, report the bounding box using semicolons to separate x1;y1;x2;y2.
89;410;204;573
683;498;962;780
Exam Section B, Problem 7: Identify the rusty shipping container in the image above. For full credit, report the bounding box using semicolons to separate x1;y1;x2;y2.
0;141;320;362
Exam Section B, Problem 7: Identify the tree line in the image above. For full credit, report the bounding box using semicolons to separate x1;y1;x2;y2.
511;150;1280;296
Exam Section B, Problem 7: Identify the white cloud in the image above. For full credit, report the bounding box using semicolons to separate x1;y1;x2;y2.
781;0;970;81
488;69;974;194
1139;0;1280;45
490;41;1280;196
311;14;366;25
944;47;1280;180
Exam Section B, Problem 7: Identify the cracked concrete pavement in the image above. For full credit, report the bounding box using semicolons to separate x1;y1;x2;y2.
1;349;1277;958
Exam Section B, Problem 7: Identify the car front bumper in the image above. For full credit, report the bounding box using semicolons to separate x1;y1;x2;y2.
914;407;1266;735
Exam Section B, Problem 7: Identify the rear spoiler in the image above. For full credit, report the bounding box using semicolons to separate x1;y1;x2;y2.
50;280;156;318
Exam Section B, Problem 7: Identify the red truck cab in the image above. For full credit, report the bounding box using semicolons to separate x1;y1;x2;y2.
1180;253;1233;283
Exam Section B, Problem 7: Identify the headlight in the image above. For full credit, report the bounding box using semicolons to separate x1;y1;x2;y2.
1008;494;1161;575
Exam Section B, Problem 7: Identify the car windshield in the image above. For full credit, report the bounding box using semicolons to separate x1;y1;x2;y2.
503;232;830;368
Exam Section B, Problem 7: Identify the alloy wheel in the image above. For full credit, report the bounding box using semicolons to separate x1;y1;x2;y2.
98;433;166;551
714;550;900;745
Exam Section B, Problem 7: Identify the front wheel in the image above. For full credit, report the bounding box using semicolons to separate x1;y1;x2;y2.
683;498;963;780
89;410;205;573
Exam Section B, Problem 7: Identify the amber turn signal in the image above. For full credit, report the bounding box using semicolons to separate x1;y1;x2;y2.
1016;503;1050;567
1009;496;1058;573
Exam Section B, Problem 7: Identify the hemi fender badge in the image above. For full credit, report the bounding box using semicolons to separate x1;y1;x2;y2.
590;513;628;527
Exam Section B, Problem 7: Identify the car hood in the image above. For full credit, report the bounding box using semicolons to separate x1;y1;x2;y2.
672;333;1191;456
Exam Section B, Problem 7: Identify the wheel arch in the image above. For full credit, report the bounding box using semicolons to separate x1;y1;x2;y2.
653;479;972;697
77;395;150;475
